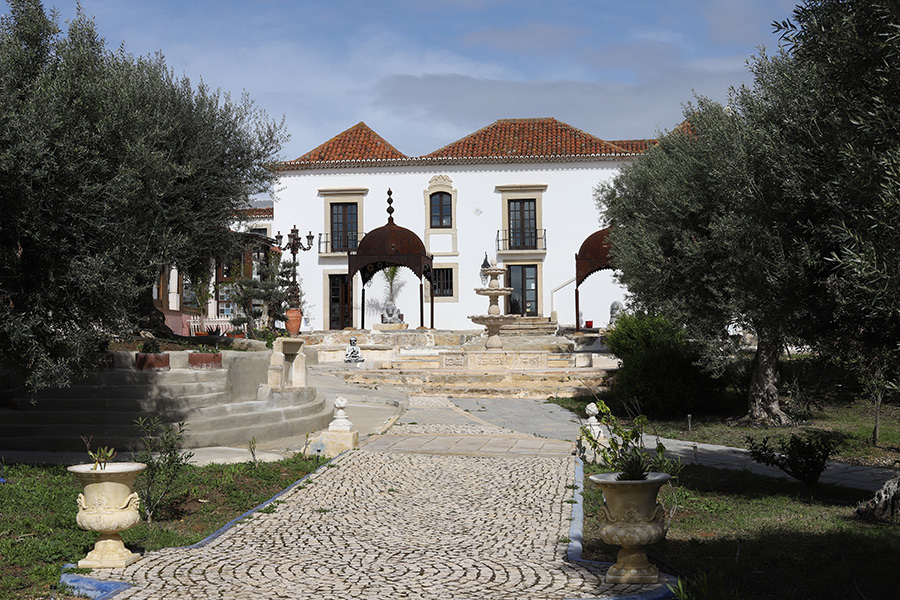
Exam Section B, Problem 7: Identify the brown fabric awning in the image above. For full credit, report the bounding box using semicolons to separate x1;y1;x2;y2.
575;227;613;287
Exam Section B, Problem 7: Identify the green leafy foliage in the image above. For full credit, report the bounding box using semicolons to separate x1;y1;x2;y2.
746;431;843;487
227;250;301;334
0;0;288;394
616;447;649;481
137;339;162;354
576;399;683;479
605;312;724;417
131;417;194;523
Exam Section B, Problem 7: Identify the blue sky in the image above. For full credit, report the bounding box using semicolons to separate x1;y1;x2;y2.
39;0;799;159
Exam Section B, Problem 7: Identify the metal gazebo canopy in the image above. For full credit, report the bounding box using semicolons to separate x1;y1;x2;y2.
574;227;613;332
347;189;434;329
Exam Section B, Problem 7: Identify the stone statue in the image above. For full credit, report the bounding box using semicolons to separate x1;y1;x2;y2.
609;301;624;326
343;336;364;363
381;300;402;324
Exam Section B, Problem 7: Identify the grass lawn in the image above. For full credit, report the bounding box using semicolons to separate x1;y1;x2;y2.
0;454;323;600
582;463;898;599
648;399;900;468
549;392;900;469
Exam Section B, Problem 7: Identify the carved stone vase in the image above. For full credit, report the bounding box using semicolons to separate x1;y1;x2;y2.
285;308;303;337
588;472;671;584
67;462;146;568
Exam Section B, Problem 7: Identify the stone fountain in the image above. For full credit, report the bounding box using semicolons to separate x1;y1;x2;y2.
468;258;517;350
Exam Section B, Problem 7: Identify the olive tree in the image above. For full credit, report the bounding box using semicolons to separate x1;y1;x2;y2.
0;1;288;393
596;94;815;425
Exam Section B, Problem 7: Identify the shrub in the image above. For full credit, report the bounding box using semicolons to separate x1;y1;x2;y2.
746;431;843;487
605;312;722;417
132;417;194;523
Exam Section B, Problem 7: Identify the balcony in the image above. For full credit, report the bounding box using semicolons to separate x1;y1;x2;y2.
318;232;363;254
496;229;547;252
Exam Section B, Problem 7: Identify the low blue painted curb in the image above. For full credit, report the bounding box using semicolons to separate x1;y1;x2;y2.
60;566;131;600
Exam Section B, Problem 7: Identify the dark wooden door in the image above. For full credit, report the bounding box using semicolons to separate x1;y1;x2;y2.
329;274;352;329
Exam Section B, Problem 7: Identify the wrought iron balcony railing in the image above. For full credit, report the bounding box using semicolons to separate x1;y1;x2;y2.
318;231;363;254
496;228;546;252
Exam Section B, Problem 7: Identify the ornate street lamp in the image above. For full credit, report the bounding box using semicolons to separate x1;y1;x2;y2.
274;226;314;336
274;226;315;309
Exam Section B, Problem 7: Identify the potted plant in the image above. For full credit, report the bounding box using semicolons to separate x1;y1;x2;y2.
581;403;679;584
67;437;146;568
135;338;169;371
188;344;222;370
589;448;670;584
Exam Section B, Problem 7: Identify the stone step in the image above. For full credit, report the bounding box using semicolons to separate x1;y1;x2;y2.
499;317;558;336
340;369;608;399
7;389;230;413
12;378;228;405
391;357;441;369
0;395;331;452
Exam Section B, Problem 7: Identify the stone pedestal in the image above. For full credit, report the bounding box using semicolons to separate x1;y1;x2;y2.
305;429;359;459
305;396;359;458
269;338;306;388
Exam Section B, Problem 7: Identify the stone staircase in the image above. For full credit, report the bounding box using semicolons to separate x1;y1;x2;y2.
499;316;558;336
337;367;609;399
0;368;331;452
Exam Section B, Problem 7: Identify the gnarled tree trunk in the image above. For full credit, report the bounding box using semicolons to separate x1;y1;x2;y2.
744;334;790;426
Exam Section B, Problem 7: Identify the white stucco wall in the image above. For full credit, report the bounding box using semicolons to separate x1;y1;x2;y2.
273;160;630;331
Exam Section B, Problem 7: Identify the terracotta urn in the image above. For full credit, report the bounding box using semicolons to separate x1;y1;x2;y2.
188;351;222;370
134;352;169;371
67;462;147;568
589;472;671;584
285;308;303;337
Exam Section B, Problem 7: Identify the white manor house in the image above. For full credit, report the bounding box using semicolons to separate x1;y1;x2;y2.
271;118;655;332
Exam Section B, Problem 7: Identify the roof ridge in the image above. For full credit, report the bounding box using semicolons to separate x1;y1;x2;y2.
289;121;407;163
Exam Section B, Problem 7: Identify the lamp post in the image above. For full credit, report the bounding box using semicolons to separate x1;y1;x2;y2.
275;225;314;335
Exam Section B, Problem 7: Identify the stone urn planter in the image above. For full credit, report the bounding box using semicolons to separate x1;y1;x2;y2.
67;462;146;568
188;351;222;370
588;472;671;584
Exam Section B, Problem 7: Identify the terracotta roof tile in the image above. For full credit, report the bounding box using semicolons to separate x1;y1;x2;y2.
423;118;645;159
278;117;655;171
289;122;407;163
241;207;274;219
606;139;658;153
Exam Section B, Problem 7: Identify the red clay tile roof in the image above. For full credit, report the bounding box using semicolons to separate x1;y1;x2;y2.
606;139;658;153
288;122;407;163
241;207;274;219
424;118;647;159
278;117;653;171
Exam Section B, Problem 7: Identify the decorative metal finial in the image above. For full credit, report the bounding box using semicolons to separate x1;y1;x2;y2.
386;188;394;222
481;252;491;270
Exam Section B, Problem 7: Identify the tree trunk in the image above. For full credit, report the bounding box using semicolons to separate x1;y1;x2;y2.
744;334;791;426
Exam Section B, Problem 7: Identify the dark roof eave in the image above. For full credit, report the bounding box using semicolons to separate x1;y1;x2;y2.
277;153;642;172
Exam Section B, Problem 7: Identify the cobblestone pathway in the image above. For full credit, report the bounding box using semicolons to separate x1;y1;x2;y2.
86;396;672;599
